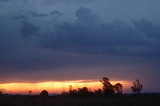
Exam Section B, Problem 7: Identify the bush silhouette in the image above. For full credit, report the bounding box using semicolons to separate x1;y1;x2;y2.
114;83;123;94
94;88;103;96
131;79;143;94
40;90;48;97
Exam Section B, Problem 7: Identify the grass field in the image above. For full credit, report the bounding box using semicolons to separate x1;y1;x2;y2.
0;96;160;106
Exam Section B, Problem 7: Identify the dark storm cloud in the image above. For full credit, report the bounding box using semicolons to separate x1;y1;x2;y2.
0;6;160;73
20;21;40;38
29;11;48;18
26;7;160;57
42;0;94;5
0;0;9;2
12;14;29;20
0;16;25;50
133;18;160;38
12;11;48;20
50;10;62;16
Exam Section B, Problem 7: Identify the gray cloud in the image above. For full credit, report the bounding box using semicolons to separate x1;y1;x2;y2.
133;18;160;38
12;14;29;20
1;6;160;72
26;7;160;57
12;11;48;20
50;10;62;16
29;11;48;18
20;21;40;39
42;0;94;5
0;16;25;50
0;0;9;2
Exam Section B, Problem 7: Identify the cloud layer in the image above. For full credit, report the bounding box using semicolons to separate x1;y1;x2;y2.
18;7;160;57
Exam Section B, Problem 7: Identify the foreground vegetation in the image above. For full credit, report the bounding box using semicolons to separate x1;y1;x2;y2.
0;95;160;106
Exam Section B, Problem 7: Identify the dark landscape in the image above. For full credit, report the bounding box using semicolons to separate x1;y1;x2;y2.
1;94;160;106
0;78;160;106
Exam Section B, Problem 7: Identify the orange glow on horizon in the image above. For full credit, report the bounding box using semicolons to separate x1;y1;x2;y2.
0;80;132;94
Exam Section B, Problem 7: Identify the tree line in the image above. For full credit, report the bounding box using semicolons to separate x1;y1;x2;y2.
39;77;143;97
0;77;143;98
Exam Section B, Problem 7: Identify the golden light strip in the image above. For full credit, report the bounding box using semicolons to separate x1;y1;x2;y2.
0;80;132;94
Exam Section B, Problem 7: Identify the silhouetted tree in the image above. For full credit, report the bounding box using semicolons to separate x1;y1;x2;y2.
77;87;90;97
40;90;48;97
100;77;114;96
68;89;78;97
114;83;123;94
28;90;32;95
131;79;143;94
67;85;78;97
69;85;73;92
0;91;2;96
94;88;103;96
65;86;94;97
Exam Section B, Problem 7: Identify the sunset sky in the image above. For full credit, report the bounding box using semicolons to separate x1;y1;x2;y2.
0;0;160;94
0;80;132;94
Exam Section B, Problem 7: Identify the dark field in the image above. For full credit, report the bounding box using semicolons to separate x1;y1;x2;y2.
0;96;160;106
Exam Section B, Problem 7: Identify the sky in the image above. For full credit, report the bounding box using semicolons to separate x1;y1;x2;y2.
0;0;160;93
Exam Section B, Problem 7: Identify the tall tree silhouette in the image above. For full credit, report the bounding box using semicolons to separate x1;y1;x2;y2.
114;83;123;94
100;77;114;96
131;79;143;94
